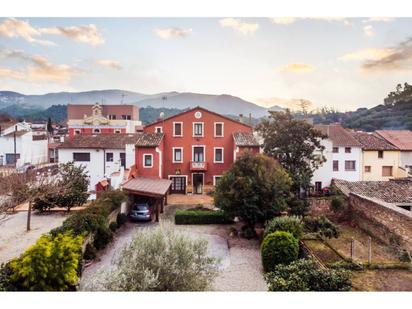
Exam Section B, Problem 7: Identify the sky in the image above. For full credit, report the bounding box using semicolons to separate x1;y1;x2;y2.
1;17;412;111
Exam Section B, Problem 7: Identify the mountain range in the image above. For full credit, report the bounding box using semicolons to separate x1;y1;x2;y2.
0;89;283;118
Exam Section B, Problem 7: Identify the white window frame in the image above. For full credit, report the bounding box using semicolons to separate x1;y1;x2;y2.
192;145;206;162
173;122;183;137
213;175;223;186
213;147;224;163
172;147;183;163
143;154;153;168
192;122;204;137
155;126;163;133
214;122;224;137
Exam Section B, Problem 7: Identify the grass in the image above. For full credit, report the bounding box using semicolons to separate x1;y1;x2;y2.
351;269;412;291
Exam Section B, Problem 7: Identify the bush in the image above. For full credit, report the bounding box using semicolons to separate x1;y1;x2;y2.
304;216;340;239
83;243;97;261
93;225;113;250
264;259;351;291
261;231;299;272
83;223;219;291
109;221;118;232
9;233;83;291
240;225;257;239
288;198;309;217
175;209;233;225
264;216;303;239
0;262;16;291
116;213;127;227
99;190;127;211
330;196;344;213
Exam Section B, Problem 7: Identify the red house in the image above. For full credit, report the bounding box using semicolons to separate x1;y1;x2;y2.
133;106;260;194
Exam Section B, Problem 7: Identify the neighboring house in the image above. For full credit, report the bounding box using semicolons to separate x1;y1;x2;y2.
375;130;412;175
133;106;260;194
57;133;141;191
67;102;143;137
351;131;406;181
0;121;48;167
312;124;362;190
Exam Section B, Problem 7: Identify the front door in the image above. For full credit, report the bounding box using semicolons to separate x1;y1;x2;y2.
192;173;204;194
170;176;186;194
120;152;126;168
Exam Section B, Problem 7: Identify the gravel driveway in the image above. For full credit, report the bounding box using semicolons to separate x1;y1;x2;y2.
0;211;67;264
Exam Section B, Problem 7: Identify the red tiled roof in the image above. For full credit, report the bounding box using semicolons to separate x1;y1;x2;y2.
314;124;362;147
375;130;412;151
58;133;142;149
135;132;164;147
233;132;260;146
351;131;399;151
122;176;172;197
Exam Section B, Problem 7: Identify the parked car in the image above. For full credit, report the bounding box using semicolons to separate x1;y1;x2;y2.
129;202;153;222
16;163;35;174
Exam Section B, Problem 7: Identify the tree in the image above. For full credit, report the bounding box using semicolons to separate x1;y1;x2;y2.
9;233;83;291
83;223;219;291
256;109;326;194
261;231;299;272
47;117;53;134
214;152;292;228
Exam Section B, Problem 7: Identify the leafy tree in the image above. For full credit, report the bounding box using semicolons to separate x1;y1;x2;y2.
83;223;219;291
264;259;351;291
264;216;303;239
214;152;292;228
256;109;326;194
9;233;83;291
47;117;53;134
261;231;299;272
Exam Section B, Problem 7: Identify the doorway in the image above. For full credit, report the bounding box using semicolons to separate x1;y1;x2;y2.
192;173;204;194
170;176;186;194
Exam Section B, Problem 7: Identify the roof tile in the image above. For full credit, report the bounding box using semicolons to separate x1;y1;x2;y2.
314;124;362;147
351;131;399;151
58;133;142;149
233;132;260;146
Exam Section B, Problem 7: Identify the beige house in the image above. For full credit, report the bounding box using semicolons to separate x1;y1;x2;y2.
351;132;407;181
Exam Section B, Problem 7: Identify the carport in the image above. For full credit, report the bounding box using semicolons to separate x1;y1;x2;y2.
122;176;172;222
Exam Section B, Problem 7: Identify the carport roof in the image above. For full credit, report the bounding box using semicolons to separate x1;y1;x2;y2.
122;176;172;197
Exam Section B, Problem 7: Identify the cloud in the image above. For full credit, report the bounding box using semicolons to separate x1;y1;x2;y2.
270;17;297;25
362;17;394;23
0;48;79;83
96;59;122;70
279;63;316;73
339;48;395;61
361;38;412;72
154;27;192;39
0;18;55;46
219;18;259;35
269;17;351;26
363;25;375;37
40;24;104;46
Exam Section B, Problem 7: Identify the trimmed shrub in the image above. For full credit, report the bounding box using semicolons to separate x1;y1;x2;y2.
83;243;97;261
0;262;16;291
264;216;303;239
288;198;309;217
109;222;118;232
330;196;344;213
116;213;127;227
265;259;351;291
175;209;233;225
261;231;299;272
304;215;340;239
93;225;113;250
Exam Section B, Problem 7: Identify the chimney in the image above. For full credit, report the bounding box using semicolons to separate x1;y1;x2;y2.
239;114;244;123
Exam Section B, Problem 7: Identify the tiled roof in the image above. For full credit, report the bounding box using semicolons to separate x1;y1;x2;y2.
351;131;399;151
2;130;29;137
58;133;142;149
122;176;172;197
375;130;412;151
233;132;260;146
314;124;362;147
135;132;164;147
334;179;412;204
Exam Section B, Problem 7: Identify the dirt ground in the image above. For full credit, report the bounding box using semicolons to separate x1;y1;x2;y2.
351;269;412;291
304;239;343;263
167;194;214;206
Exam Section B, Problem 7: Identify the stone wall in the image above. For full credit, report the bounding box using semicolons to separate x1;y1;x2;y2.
348;193;412;255
308;198;333;216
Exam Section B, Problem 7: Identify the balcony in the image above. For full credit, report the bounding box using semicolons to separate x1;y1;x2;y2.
190;161;208;171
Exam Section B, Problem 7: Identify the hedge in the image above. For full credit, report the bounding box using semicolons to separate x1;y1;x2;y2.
261;231;299;272
175;210;233;225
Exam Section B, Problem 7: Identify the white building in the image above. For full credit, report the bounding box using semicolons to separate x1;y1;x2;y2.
312;124;362;191
0;121;48;167
57;133;141;191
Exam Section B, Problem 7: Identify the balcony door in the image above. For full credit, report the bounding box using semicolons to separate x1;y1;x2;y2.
193;146;204;162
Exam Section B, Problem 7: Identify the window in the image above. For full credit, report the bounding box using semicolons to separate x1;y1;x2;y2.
214;122;224;137
143;154;153;168
93;128;100;134
106;152;113;162
193;122;204;137
333;160;339;171
173;148;183;163
155;126;163;133
345;147;351;153
173;122;183;137
193;146;205;162
382;166;393;177
365;166;371;173
214;147;224;163
378;150;384;158
108;114;117;120
122;115;131;120
74;129;81;135
73;152;90;162
345;160;356;171
114;129;121;134
213;176;222;186
332;147;339;153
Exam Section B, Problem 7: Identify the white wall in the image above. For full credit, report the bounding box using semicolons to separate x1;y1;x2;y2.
400;151;412;173
312;139;333;187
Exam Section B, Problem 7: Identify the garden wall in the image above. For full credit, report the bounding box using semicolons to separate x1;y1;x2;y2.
308;198;332;216
348;193;412;255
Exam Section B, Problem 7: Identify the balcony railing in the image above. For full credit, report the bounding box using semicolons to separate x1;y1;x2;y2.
190;161;208;171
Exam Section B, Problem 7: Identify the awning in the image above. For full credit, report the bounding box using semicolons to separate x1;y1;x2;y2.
122;176;172;198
